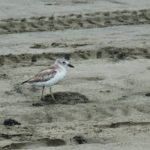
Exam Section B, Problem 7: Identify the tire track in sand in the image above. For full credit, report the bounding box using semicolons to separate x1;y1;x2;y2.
0;9;150;34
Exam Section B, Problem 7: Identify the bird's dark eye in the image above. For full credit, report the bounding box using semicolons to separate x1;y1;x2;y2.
62;61;66;64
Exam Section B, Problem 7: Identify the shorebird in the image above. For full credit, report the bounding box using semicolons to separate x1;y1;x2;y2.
21;58;74;100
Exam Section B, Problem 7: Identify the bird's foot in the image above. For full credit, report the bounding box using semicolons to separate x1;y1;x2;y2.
40;97;44;101
51;94;56;102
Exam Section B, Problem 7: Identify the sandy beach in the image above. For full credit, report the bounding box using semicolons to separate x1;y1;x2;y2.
0;0;150;150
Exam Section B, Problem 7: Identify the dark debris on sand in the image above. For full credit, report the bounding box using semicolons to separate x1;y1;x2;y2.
145;93;150;97
73;136;87;144
3;118;21;126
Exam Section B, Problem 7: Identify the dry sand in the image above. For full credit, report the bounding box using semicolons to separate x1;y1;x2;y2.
0;0;150;150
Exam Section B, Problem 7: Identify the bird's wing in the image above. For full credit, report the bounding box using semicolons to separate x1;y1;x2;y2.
28;66;57;83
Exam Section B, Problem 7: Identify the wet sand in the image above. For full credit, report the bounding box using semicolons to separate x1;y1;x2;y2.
0;0;150;150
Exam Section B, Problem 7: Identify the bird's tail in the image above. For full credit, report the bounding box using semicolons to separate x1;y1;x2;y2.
21;80;28;85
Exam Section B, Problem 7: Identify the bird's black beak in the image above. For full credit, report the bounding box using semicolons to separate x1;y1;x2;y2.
68;64;74;68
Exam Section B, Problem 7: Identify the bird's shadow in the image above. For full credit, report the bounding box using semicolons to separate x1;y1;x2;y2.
32;92;89;106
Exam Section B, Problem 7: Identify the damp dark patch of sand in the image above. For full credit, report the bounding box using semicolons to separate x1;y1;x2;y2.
72;135;115;145
30;42;91;49
30;43;49;49
32;92;89;106
0;9;150;34
0;73;9;80
50;42;90;48
2;138;66;149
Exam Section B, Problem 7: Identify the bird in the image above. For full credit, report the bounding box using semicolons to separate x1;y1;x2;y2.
21;58;74;101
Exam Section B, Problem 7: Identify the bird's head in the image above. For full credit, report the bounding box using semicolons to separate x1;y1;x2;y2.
55;58;74;69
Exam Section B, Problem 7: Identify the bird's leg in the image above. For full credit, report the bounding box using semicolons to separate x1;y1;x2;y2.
41;86;45;100
50;87;56;101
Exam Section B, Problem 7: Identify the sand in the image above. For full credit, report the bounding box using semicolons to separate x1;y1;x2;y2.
0;0;150;150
